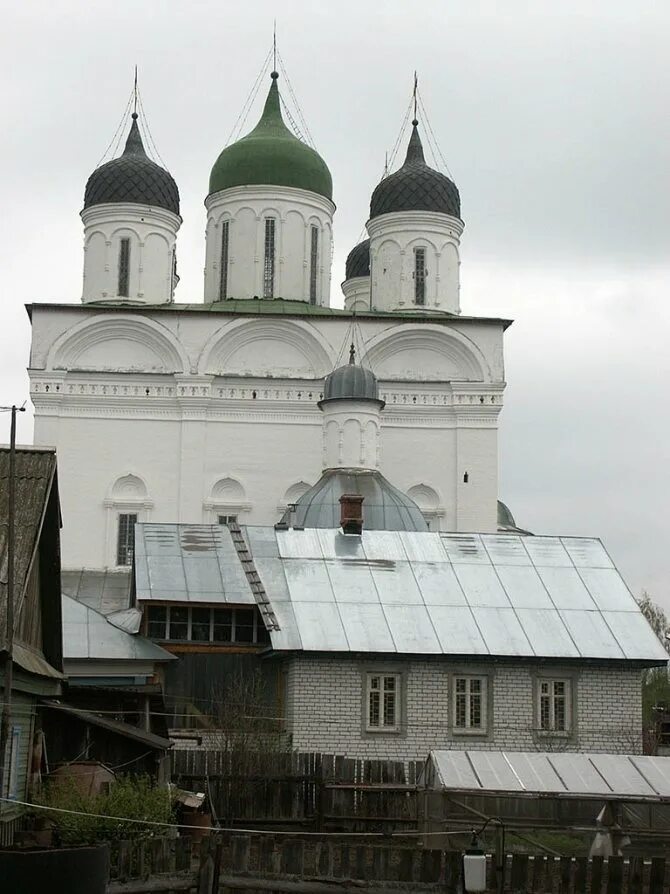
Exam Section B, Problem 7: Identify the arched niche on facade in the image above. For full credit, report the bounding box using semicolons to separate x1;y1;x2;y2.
103;473;153;568
198;318;334;379
363;325;489;383
47;315;188;374
406;483;445;531
204;476;251;523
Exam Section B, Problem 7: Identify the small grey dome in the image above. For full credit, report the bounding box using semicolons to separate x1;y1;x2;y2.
84;115;180;216
345;239;370;280
497;500;516;529
319;353;383;407
370;122;460;221
280;469;429;532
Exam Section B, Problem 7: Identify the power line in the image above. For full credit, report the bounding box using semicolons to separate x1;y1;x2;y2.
224;48;273;147
94;88;134;169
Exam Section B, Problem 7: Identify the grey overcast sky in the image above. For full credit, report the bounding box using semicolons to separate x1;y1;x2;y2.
1;1;668;606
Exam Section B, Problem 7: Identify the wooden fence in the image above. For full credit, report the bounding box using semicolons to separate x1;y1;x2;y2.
107;834;670;894
171;750;422;831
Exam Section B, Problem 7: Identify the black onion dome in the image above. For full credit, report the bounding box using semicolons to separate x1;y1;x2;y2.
84;114;180;215
319;350;383;407
369;121;460;221
345;239;370;280
280;469;429;531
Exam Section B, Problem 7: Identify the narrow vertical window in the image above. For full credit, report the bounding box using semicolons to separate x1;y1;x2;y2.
263;217;276;298
414;247;426;305
538;679;570;732
118;237;131;297
309;225;319;304
453;676;487;733
366;673;400;731
219;220;230;300
116;512;137;566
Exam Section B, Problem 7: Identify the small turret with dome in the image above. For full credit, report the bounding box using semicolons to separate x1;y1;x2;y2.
81;107;182;305
341;238;371;311
280;346;429;532
204;71;335;305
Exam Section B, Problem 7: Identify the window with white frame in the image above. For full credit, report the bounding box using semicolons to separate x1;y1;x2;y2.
366;673;400;732
538;678;571;732
116;513;137;566
453;676;487;733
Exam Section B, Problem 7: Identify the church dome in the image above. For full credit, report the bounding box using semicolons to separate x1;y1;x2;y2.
345;239;370;279
369;121;460;221
208;72;333;201
280;468;429;532
84;114;180;216
319;351;383;406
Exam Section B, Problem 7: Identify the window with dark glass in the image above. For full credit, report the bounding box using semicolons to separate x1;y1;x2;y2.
116;513;137;566
263;218;276;298
234;608;255;643
147;605;167;639
213;608;233;642
218;514;238;525
169;607;188;641
118;237;131;297
414;247;426;305
191;607;211;642
309;225;319;304
219;220;230;300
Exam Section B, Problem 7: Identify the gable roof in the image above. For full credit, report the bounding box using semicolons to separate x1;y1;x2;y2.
0;447;57;650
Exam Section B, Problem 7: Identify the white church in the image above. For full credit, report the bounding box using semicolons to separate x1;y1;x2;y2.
28;71;512;573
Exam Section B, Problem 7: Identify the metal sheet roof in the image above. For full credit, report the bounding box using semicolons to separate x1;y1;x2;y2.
242;529;668;662
62;595;175;663
428;750;670;802
135;524;255;605
62;568;131;614
42;701;172;751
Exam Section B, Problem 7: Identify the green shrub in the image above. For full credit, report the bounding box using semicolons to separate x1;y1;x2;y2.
35;774;175;845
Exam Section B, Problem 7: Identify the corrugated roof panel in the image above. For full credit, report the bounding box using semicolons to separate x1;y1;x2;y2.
482;535;532;565
291;601;348;650
524;538;573;567
428;605;489;654
284;559;335;602
470;608;534;656
327;561;379;604
412;563;468;606
455;565;510;607
372;563;424;605
601;611;669;661
578;567;639;612
630;757;670;797
338;603;395;652
441;534;491;564
561;538;614;569
496;566;554;609
384;603;441;653
434;750;481;790
514;609;580;658
469;752;524;792
399;531;449;563
559;610;625;659
591;755;656;797
535;566;597;610
507;752;566;793
547;754;612;795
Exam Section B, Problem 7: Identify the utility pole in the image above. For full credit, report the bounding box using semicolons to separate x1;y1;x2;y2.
0;404;25;798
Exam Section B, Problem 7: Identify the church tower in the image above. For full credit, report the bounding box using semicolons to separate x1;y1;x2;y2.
343;120;463;313
204;72;335;304
81;113;181;305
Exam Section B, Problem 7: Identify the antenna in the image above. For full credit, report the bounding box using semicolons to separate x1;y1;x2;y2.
133;65;138;117
413;71;418;122
384;151;388;177
273;20;277;72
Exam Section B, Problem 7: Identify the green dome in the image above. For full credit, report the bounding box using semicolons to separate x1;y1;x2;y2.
208;73;333;201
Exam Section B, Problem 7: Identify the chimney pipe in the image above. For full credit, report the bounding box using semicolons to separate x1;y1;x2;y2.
339;494;364;535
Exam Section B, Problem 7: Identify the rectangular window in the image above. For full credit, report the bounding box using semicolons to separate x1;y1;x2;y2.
234;608;255;644
263;217;276;298
147;605;167;639
116;513;137;566
414;247;426;305
118;237;131;297
191;607;211;642
454;676;487;733
218;514;238;525
219;220;230;300
366;673;400;731
168;606;188;641
538;679;570;732
309;225;319;305
213;608;233;642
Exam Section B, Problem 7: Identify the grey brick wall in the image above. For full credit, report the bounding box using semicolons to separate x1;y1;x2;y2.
284;656;642;760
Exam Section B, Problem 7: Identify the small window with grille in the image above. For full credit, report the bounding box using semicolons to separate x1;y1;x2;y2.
147;605;167;639
219;220;230;300
414;247;426;305
453;676;487;734
538;678;571;733
218;515;238;525
118;238;131;297
263;218;276;298
309;225;319;304
116;513;137;566
366;673;400;732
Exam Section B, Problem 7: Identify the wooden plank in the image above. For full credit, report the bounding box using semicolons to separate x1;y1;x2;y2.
574;857;588;894
117;840;132;882
420;849;442;884
511;854;529;893
607;856;624;894
445;851;462;894
648;858;666;894
592;856;604;894
280;839;305;875
560;856;573;894
627;856;643;894
231;835;250;874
